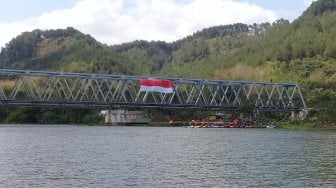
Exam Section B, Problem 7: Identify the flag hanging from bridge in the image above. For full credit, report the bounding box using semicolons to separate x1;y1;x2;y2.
139;78;173;93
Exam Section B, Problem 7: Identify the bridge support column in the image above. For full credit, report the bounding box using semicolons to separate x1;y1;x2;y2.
105;109;113;125
291;109;307;121
104;109;151;125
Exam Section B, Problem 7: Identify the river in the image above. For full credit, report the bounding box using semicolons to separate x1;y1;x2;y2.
0;125;335;187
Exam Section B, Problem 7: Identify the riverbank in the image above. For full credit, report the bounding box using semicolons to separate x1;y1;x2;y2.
273;122;336;130
146;121;336;130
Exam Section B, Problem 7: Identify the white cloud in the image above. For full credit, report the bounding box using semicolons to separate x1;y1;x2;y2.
0;0;277;47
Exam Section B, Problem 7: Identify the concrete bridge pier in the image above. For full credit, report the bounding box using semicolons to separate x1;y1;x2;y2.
291;109;307;120
104;109;151;125
105;109;113;125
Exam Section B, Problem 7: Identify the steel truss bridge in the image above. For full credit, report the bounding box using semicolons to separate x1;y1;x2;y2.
0;69;306;112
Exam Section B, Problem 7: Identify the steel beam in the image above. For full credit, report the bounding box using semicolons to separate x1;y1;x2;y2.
0;69;307;111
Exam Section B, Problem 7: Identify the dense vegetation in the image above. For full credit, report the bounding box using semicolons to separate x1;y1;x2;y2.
0;0;335;124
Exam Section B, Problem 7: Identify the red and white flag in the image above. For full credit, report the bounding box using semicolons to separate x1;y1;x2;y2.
139;78;174;93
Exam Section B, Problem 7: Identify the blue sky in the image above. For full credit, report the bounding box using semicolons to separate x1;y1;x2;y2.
0;0;76;22
245;0;308;19
0;0;315;47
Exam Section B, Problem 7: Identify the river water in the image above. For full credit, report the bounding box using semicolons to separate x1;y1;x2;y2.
0;125;335;187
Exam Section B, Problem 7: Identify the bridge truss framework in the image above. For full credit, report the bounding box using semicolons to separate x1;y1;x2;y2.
0;69;306;112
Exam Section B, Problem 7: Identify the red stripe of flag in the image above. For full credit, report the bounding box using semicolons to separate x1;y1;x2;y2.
139;79;173;88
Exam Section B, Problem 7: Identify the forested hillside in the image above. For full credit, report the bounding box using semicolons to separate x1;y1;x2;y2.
0;0;335;123
0;22;268;75
161;0;336;121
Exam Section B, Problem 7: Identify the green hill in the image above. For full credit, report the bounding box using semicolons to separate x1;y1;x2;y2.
161;0;336;121
0;23;265;75
0;0;335;123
